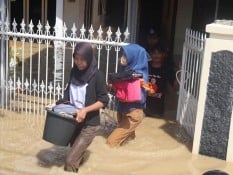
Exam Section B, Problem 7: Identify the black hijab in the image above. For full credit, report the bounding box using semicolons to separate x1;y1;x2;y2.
70;42;97;85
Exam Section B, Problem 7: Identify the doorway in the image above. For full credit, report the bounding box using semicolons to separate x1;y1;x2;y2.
137;0;177;53
138;0;163;46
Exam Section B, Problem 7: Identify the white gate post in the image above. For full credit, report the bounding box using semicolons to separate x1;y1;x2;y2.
193;20;233;161
0;0;7;107
127;0;138;43
54;0;64;93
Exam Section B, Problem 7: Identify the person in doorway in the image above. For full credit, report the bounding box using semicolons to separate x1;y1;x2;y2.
57;42;109;172
145;26;161;57
107;44;149;147
144;44;177;117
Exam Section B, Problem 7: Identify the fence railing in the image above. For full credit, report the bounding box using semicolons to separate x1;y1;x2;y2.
0;19;129;115
176;28;206;138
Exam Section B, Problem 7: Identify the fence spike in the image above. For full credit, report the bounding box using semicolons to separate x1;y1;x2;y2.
106;26;112;41
115;27;121;43
37;20;43;35
124;27;130;42
24;79;29;89
97;25;103;40
32;79;37;89
20;19;26;33
71;23;77;38
88;25;94;40
17;78;21;89
48;82;53;92
28;20;34;34
80;24;86;39
40;81;45;90
45;21;51;35
63;22;68;37
4;20;10;32
12;19;17;33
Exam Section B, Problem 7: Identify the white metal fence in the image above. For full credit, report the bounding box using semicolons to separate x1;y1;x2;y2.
176;28;206;138
0;19;129;115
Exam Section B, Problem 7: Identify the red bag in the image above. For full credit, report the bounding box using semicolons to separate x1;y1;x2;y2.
112;79;141;102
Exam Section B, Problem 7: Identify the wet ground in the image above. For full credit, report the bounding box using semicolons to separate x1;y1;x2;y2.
1;104;233;175
1;84;233;175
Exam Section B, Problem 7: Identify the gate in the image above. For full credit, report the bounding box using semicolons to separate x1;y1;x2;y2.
176;28;206;138
0;18;129;115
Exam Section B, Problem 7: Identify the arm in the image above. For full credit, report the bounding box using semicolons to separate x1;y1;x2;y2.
76;101;104;123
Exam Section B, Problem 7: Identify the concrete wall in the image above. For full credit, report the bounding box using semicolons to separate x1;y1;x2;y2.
63;0;105;34
92;0;104;30
173;0;194;61
63;0;85;31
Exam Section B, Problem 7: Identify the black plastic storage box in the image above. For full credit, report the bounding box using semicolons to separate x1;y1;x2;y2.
43;110;78;146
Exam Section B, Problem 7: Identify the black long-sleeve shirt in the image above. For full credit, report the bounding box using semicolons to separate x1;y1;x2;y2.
57;70;109;126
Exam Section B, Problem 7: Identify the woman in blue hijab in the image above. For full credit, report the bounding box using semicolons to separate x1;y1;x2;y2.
107;44;149;147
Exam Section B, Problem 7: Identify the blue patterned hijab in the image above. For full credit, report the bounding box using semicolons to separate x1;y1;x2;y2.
120;44;149;83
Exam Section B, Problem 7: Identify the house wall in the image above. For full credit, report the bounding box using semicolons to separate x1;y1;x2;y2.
92;0;103;30
60;0;195;57
63;0;85;31
173;0;194;62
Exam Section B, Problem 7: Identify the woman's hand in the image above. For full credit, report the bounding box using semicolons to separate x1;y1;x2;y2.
45;103;56;110
75;101;104;123
107;83;113;91
76;108;87;123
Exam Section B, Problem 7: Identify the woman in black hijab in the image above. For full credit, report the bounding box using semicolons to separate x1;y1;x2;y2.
62;42;109;172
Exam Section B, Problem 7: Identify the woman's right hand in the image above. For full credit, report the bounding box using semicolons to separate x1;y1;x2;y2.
107;83;113;91
75;108;87;123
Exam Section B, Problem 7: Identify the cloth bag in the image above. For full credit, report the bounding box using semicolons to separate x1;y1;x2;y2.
53;103;77;117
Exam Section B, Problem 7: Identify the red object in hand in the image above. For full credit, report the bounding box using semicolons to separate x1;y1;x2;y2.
140;79;158;94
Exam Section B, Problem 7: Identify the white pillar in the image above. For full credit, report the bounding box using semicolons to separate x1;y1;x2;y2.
55;0;63;37
127;0;138;43
54;0;64;87
193;20;233;161
0;0;7;107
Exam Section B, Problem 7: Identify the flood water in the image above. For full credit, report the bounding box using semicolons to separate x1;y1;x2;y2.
1;109;233;175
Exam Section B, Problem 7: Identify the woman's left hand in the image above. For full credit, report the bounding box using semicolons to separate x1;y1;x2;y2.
76;108;87;123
